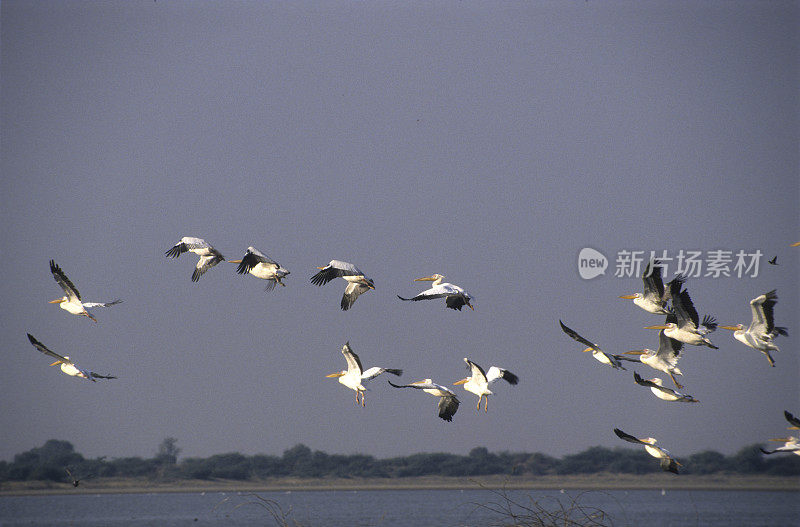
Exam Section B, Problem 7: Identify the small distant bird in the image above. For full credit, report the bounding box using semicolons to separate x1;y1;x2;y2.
453;357;518;412
633;372;698;403
49;260;121;322
645;282;718;349
165;237;225;282
625;326;685;388
767;256;778;265
27;333;116;381
398;274;474;311
310;260;375;310
388;379;460;422
719;290;788;367
65;467;80;487
614;428;681;473
325;342;402;406
619;260;684;315
559;320;638;370
228;246;289;291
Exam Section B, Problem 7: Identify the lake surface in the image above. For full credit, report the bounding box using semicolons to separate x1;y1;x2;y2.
1;488;798;526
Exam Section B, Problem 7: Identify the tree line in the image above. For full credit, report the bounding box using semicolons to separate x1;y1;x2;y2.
1;438;798;484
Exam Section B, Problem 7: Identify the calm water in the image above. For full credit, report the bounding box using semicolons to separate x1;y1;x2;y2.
1;489;798;526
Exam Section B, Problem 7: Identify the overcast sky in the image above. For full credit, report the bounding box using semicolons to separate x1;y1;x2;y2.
1;1;797;463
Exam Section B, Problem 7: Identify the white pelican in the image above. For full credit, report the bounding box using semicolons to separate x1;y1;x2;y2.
49;260;121;322
325;342;402;406
633;372;698;403
645;283;718;349
27;333;116;381
619;260;684;315
165;237;225;282
310;260;374;311
759;437;800;456
229;246;289;291
719;290;788;367
388;379;460;421
614;428;681;473
624;328;685;388
397;274;474;311
559;320;637;370
453;357;518;412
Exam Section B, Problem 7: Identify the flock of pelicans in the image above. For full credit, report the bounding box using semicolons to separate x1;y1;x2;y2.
25;236;800;475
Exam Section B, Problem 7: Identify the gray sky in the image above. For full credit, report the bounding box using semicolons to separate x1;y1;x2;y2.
2;1;797;463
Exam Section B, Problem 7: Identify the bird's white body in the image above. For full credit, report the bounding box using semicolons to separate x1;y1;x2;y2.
455;358;518;411
165;237;225;282
311;260;375;311
721;291;786;367
230;246;289;290
626;330;684;388
326;342;401;406
388;378;460;421
48;260;121;322
398;274;473;311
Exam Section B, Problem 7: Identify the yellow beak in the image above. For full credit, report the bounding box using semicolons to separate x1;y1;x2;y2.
50;360;63;366
453;378;469;385
719;326;740;331
49;299;65;304
582;347;593;353
414;276;436;282
228;259;242;264
625;350;645;355
618;294;637;299
325;372;344;378
644;325;670;330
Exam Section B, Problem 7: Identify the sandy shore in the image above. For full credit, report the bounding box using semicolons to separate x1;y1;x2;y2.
1;474;798;496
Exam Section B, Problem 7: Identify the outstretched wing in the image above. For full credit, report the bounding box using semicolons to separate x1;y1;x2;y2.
341;282;370;311
310;260;362;286
27;333;69;363
486;366;519;385
82;299;123;309
165;237;211;258
614;428;646;445
50;260;81;301
438;395;460;422
341;342;363;375
192;254;224;282
559;320;603;353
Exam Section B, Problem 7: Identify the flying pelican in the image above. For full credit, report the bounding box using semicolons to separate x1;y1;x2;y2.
453;357;518;412
325;342;402;406
559;320;637;370
759;437;800;456
228;246;289;291
48;260;121;322
310;260;375;310
165;237;225;282
719;290;788;367
397;274;474;311
614;428;681;473
27;333;116;381
388;379;460;421
645;282;718;349
633;372;698;403
624;326;685;388
619;260;684;315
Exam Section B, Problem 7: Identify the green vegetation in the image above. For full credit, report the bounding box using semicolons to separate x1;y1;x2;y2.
1;439;798;484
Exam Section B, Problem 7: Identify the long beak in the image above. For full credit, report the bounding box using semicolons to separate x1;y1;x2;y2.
791;241;800;247
317;266;327;269
619;294;637;299
625;350;645;355
453;378;469;385
49;299;65;304
325;372;344;378
644;325;669;330
769;437;793;442
582;347;593;353
414;276;436;282
467;303;474;311
50;360;63;366
228;259;242;264
719;326;740;331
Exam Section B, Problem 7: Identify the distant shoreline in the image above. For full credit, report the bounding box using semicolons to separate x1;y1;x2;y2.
2;474;798;496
